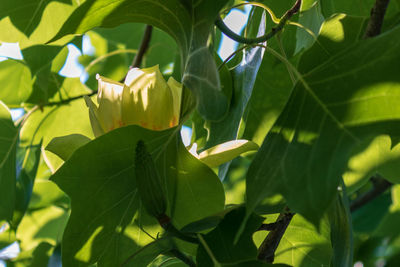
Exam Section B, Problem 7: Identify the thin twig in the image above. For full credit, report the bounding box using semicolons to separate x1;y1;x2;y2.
257;207;294;263
215;0;301;44
41;91;97;107
85;49;137;72
131;25;153;69
350;176;393;212
363;0;391;38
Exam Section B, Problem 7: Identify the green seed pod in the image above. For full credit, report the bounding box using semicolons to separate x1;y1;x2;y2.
134;140;167;220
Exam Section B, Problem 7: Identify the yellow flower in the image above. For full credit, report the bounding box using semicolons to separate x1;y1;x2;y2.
85;65;182;137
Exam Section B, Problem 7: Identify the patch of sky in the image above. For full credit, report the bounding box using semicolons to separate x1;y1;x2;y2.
0;43;23;62
59;43;84;79
218;6;250;60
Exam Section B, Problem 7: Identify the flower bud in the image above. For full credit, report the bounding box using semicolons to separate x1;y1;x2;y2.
85;65;182;137
134;140;167;220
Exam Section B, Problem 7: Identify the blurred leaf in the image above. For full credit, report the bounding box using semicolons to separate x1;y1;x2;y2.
17;205;68;252
374;185;400;239
11;143;42;228
20;97;93;171
122;238;176;267
45;134;91;161
29;178;69;210
22;45;66;74
246;16;400;225
0;101;18;222
319;0;400;17
27;74;92;106
352;191;391;233
0;60;33;107
225;262;290;267
0;0;84;47
197;207;264;266
0;224;16;250
7;241;54;267
9;203;69;267
50;125;224;265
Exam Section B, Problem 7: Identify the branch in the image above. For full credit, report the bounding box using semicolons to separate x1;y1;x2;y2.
350;176;393;212
42;91;97;107
363;0;391;38
215;0;301;44
257;207;295;263
131;25;153;69
257;222;279;232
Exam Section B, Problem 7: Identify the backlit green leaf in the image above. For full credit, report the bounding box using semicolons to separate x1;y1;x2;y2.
246;15;400;224
0;60;33;107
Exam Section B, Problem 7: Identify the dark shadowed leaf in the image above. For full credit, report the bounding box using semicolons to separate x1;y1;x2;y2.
197;207;264;266
0;102;18;222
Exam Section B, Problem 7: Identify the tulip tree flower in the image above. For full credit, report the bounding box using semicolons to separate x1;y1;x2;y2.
85;65;182;137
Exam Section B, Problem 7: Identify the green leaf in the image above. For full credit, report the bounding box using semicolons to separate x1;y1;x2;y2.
352;191;391;233
327;183;353;267
0;0;84;47
294;3;324;54
12;143;42;228
28;178;69;210
199;140;259;168
0;101;18;222
374;185;400;239
121;238;174;266
22;45;66;75
0;224;16;250
45;134;91;161
16;205;68;252
344;135;400;192
224;262;290;267
49;0;229;121
0;60;33;107
20;97;94;171
7;242;54;267
265;214;332;266
50;125;224;265
320;0;400;18
246;15;400;224
196;207;264;266
9;204;69;267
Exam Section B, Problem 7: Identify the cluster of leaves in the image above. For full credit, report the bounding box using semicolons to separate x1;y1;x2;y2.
1;0;400;266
